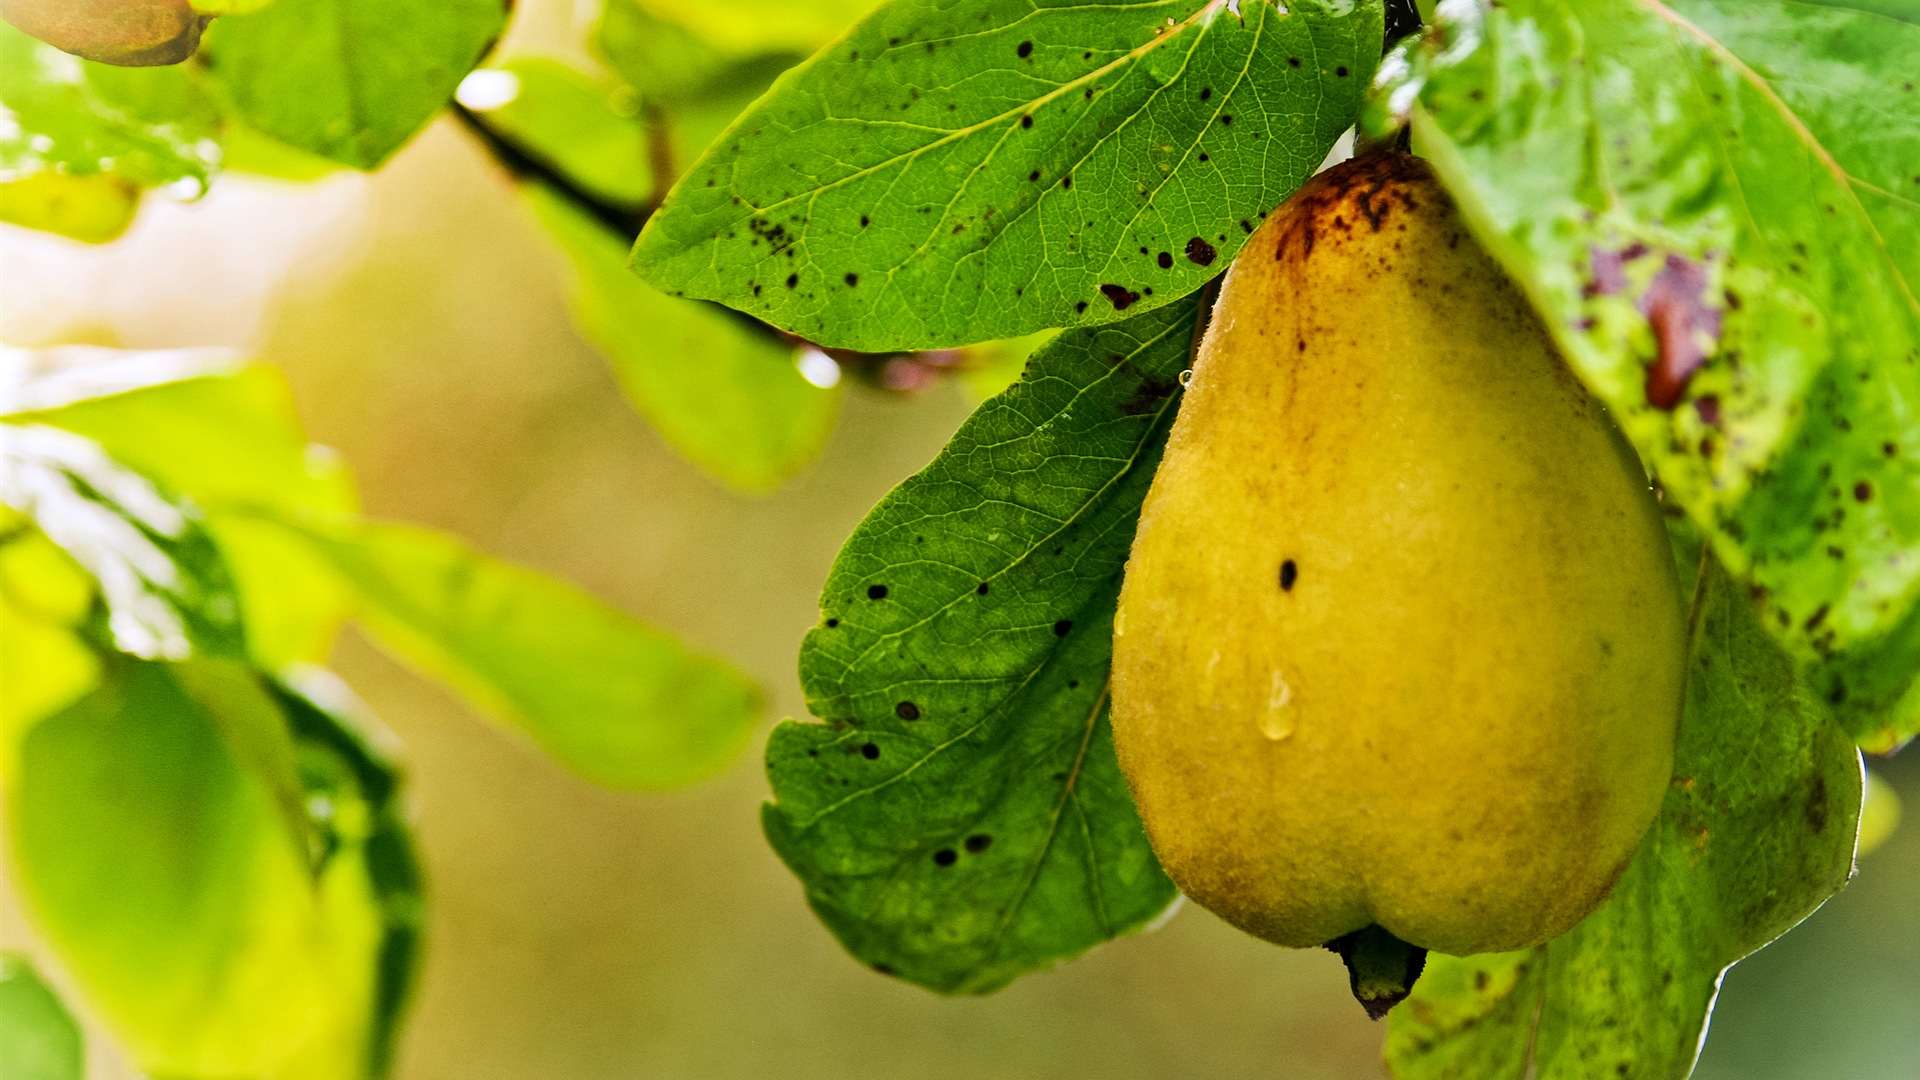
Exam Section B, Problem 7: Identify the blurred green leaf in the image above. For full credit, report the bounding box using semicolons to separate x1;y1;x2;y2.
622;0;879;57
204;0;507;169
282;517;761;790
273;673;425;1079
10;656;400;1080
469;57;653;209
1387;554;1863;1079
0;171;139;242
770;295;1199;992
13;347;357;669
0;20;218;238
1373;0;1920;750
635;0;1381;351
0;953;82;1080
527;185;840;494
595;0;736;104
0;422;246;661
0;522;100;770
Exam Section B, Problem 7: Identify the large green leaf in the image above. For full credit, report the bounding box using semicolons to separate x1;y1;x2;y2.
769;294;1203;993
282;518;761;790
12;348;359;669
1371;0;1920;749
635;0;1383;351
527;185;840;493
1387;551;1863;1079
9;656;402;1080
0;954;82;1080
0;422;246;661
203;0;507;169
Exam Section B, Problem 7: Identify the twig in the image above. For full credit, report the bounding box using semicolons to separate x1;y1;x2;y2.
451;102;650;239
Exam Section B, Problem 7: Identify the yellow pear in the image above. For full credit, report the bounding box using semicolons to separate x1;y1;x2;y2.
1110;151;1686;957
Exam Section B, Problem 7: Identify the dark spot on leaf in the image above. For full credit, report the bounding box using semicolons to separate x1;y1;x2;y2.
1053;620;1073;637
1029;169;1041;181
1885;442;1900;457
1219;115;1232;126
860;215;871;227
965;834;993;853
861;742;880;759
873;963;895;975
1061;175;1072;190
825;618;840;628
868;584;889;599
1198;152;1210;162
1017;40;1033;58
1807;775;1829;832
786;273;799;288
1076;300;1089;313
845;272;859;287
1640;254;1722;410
1186;237;1217;265
1805;604;1830;632
1336;65;1349;77
1854;481;1873;502
1157;251;1173;269
1100;284;1141;310
1288;56;1301;67
1280;559;1298;591
1200;86;1212;100
933;848;958;866
1020;114;1033;129
896;701;921;720
976;581;990;595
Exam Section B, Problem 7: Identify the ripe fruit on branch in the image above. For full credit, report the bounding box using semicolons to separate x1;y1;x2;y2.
1111;151;1686;989
1;0;207;67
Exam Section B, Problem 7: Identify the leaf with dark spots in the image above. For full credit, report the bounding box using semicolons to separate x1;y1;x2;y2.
1377;0;1920;750
635;0;1384;350
768;297;1199;993
1184;236;1217;266
1100;284;1141;310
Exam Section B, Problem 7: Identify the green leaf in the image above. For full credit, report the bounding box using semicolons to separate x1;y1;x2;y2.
1387;553;1863;1079
0;171;139;243
281;517;761;790
204;0;508;169
618;0;883;58
635;0;1383;351
272;673;425;1079
769;294;1202;993
11;347;358;669
0;422;246;661
0;20;219;228
0;524;100;770
595;0;738;104
466;57;654;209
1372;0;1920;749
527;185;840;493
0;954;82;1080
10;656;403;1079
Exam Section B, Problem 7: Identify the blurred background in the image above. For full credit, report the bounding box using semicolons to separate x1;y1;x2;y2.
2;2;1915;1077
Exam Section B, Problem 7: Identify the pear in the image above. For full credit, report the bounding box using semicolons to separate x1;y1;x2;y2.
2;0;206;67
1110;151;1685;959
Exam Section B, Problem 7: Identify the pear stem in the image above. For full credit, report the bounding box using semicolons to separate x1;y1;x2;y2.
1327;925;1428;1020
